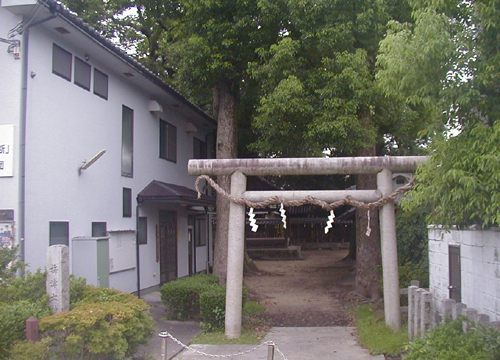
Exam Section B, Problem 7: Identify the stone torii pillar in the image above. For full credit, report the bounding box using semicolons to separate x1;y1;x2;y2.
188;156;427;338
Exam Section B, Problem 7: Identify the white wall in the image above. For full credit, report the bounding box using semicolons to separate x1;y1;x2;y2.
11;17;214;292
0;9;22;243
429;227;500;321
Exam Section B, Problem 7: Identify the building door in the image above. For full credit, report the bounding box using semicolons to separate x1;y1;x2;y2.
448;245;461;302
159;210;177;283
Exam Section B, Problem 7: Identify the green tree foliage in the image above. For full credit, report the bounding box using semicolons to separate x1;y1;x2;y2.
249;0;421;158
378;1;500;227
0;245;24;289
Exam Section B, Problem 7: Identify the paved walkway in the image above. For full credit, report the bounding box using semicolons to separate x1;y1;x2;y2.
172;327;384;360
139;291;384;360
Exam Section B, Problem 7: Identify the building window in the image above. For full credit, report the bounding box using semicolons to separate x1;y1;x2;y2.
122;106;133;177
159;120;177;162
194;216;207;247
123;188;132;217
49;221;69;246
94;68;108;100
52;44;72;81
138;217;147;244
193;137;207;159
91;222;107;237
74;57;91;91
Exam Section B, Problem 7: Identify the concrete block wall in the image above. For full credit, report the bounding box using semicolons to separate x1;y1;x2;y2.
428;227;500;321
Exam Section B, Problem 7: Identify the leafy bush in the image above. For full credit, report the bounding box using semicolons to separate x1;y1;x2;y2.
0;269;48;306
405;318;500;360
160;274;219;319
68;275;87;308
199;286;226;331
399;260;429;289
7;338;51;360
71;283;139;307
40;298;154;360
0;245;25;289
0;301;51;358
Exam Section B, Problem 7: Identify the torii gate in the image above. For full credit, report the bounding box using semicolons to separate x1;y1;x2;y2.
188;156;428;338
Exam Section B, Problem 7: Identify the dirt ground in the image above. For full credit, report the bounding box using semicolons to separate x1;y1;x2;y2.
244;249;356;327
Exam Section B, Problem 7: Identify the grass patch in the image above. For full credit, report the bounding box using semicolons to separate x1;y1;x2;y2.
354;304;408;356
192;300;269;345
243;300;266;314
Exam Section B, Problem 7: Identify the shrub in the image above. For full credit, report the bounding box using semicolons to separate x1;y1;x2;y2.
199;286;226;331
40;298;154;360
7;338;52;360
0;301;51;358
199;285;249;331
0;245;25;289
405;318;499;360
68;275;87;308
160;274;219;319
0;269;48;306
71;283;139;307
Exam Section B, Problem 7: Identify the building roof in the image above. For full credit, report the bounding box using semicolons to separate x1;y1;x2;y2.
3;0;215;126
137;180;215;207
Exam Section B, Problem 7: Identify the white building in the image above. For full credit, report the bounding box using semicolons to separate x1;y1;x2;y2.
0;0;216;294
428;227;500;322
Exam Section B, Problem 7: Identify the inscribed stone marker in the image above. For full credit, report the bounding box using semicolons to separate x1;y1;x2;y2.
46;245;70;313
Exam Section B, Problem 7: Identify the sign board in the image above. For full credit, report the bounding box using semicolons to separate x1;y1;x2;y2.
0;125;14;177
0;221;14;246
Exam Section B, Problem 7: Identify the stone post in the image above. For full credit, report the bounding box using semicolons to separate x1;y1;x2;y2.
377;168;401;331
26;317;39;342
442;299;455;321
408;285;418;341
453;303;467;320
420;291;432;337
46;245;70;313
225;171;247;339
414;289;421;337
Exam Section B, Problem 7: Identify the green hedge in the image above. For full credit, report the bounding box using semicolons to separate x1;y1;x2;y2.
160;274;219;320
161;274;248;330
199;286;226;331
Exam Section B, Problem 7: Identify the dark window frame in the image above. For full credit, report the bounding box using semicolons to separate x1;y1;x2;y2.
194;216;207;247
52;43;72;81
159;120;177;163
91;222;107;237
93;68;109;100
193;137;207;159
49;221;69;246
137;217;147;245
74;57;91;91
121;105;134;177
123;187;132;218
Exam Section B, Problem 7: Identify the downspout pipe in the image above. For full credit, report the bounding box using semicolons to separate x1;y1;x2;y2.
18;10;59;269
135;201;141;298
18;26;29;268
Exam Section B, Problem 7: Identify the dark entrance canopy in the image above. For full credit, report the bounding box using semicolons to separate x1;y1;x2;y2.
137;180;215;207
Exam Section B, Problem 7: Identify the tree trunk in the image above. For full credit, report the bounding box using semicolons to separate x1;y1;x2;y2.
212;81;238;285
355;146;382;300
